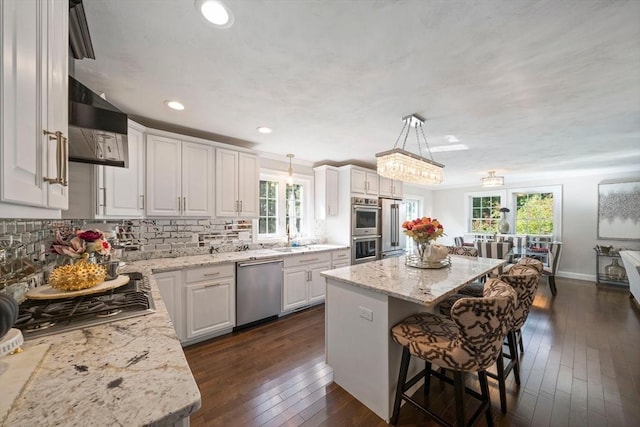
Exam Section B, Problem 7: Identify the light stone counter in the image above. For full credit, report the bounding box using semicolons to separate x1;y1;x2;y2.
1;245;347;426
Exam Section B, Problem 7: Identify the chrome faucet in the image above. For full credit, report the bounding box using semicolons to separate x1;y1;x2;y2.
286;224;292;247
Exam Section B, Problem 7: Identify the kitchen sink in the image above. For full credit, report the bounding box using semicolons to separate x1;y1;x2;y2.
272;247;309;253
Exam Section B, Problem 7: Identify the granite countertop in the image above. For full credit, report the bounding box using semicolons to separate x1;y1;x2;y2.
1;245;348;426
321;255;506;306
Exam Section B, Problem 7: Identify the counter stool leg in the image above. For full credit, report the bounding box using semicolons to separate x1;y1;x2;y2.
424;361;432;395
391;347;411;425
453;371;465;427
495;349;508;414
479;371;494;427
517;329;524;354
507;331;521;386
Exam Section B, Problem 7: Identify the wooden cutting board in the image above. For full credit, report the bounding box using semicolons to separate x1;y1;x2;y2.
25;275;130;300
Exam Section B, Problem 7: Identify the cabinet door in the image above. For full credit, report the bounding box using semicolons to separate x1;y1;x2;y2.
1;0;68;210
308;262;331;304
392;180;403;198
146;135;181;216
182;141;213;217
185;279;235;339
351;169;367;195
237;152;259;218
215;148;239;217
282;267;309;311
44;0;69;209
154;271;184;341
379;176;393;197
366;172;379;196
102;123;144;217
326;167;339;216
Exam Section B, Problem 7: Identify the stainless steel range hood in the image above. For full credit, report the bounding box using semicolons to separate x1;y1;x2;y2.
68;76;129;168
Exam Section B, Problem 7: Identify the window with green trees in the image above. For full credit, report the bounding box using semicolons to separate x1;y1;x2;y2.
259;180;278;235
515;192;554;235
471;195;502;232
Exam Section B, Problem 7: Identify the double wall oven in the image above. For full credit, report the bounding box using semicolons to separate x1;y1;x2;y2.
351;197;380;264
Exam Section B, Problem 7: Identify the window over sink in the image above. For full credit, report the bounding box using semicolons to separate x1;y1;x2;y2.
257;171;312;241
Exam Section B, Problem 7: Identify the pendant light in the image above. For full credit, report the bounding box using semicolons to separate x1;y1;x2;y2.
286;154;294;185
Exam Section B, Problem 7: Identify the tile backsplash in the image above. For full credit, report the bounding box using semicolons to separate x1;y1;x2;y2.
0;217;257;290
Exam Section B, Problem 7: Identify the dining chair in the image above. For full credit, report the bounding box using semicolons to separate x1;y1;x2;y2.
391;279;516;426
453;236;464;247
446;245;478;257
543;242;562;295
476;241;513;277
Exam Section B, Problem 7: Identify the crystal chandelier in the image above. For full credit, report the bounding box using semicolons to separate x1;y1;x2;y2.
481;170;504;187
376;114;444;185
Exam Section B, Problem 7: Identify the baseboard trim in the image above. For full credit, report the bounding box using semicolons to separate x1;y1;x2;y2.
556;270;595;283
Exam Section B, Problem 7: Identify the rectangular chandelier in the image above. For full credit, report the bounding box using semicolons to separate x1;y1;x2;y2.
375;114;445;185
376;148;444;184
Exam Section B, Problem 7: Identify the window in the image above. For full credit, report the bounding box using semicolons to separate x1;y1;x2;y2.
257;171;312;240
514;192;555;235
471;195;502;232
259;180;278;235
403;194;423;251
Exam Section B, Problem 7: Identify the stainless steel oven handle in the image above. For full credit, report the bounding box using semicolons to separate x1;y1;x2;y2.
237;259;284;267
353;235;381;241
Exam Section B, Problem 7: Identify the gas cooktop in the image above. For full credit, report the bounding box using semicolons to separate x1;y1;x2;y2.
14;272;156;340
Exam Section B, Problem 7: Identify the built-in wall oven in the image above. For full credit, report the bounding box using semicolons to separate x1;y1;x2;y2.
351;197;380;236
352;235;380;264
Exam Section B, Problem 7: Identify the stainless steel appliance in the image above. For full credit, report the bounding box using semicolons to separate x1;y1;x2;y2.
236;258;283;328
14;272;155;340
351;197;380;235
352;235;380;264
379;198;407;258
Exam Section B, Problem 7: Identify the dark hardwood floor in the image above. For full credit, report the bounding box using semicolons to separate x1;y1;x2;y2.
183;278;640;427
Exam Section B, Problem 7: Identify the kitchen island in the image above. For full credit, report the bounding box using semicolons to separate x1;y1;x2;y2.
321;255;506;423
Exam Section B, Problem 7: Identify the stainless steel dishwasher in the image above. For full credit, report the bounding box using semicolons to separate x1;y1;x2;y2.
235;258;283;329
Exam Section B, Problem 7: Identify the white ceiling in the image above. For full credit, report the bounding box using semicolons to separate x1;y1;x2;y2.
74;0;640;188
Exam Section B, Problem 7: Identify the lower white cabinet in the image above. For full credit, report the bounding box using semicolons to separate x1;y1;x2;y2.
282;252;331;312
331;249;351;269
185;277;235;340
154;270;184;341
154;264;235;345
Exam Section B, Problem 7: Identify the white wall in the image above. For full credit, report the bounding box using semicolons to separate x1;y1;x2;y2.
406;171;640;281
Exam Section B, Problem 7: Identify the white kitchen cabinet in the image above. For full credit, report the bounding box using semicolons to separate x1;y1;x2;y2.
331;248;351;269
282;252;331;312
215;148;259;218
1;0;69;212
96;121;145;217
184;264;235;340
378;176;403;198
351;167;379;196
154;270;184;341
314;165;339;219
146;135;213;217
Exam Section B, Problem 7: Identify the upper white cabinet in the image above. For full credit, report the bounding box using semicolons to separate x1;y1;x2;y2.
351;167;378;196
215;148;259;218
96;121;145;217
378;176;403;198
146;135;213;217
1;0;69;212
314;165;339;219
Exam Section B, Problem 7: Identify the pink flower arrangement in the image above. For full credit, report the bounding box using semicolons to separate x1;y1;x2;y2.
50;229;112;259
402;217;445;243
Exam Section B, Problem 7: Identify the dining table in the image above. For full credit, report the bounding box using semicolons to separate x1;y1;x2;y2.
320;254;507;423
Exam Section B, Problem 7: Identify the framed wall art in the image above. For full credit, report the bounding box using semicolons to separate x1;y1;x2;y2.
597;181;640;240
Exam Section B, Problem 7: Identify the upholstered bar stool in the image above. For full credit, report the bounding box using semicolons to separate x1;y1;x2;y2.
390;280;516;427
437;268;540;414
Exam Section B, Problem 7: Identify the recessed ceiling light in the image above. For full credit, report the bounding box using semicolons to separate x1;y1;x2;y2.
195;0;234;28
165;100;185;111
257;126;273;134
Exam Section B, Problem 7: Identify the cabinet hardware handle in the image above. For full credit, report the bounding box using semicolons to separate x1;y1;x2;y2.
43;130;68;185
61;135;68;186
178;197;182;213
98;187;106;207
140;195;145;210
300;258;319;263
239;200;243;213
235;200;239;213
183;197;186;212
204;283;219;288
203;272;220;277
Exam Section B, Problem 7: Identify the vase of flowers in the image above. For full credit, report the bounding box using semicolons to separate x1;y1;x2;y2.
498;207;510;234
402;217;447;264
48;229;113;290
